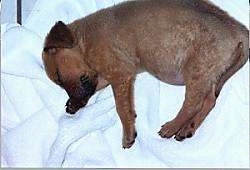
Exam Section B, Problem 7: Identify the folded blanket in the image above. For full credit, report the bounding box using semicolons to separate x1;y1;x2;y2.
1;0;249;168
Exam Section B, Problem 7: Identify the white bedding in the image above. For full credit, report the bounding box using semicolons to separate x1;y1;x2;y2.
1;0;249;168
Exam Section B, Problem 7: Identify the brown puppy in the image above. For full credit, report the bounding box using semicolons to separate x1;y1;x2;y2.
42;0;249;148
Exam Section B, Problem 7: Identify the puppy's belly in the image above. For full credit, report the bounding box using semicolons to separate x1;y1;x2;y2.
138;65;185;85
151;68;185;85
157;72;184;85
139;52;186;86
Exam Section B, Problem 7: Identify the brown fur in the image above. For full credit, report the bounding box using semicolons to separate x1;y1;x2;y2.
42;0;249;148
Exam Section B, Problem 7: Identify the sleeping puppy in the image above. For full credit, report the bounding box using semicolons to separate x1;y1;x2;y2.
42;0;249;148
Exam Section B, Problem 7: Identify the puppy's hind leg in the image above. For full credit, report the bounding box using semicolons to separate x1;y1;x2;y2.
159;47;215;139
158;78;212;138
174;84;216;141
175;42;247;141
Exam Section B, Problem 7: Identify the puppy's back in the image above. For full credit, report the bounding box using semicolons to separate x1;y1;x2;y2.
75;0;248;68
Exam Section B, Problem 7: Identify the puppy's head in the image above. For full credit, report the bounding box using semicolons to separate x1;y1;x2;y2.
42;21;98;114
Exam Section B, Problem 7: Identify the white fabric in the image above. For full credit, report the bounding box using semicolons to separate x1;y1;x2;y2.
1;0;249;168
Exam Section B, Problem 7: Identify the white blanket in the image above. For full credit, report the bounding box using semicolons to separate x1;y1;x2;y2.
1;0;249;168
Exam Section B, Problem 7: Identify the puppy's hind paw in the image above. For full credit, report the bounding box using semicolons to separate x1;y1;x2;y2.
158;120;180;138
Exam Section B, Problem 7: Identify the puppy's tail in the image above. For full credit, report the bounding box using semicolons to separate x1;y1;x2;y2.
216;41;248;97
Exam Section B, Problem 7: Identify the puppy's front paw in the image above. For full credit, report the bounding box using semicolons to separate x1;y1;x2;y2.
122;131;137;149
158;120;180;138
174;121;196;141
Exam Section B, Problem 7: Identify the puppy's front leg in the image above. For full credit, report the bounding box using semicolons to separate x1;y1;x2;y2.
112;76;137;149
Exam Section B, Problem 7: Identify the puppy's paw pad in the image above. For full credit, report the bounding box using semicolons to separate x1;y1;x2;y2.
175;121;196;141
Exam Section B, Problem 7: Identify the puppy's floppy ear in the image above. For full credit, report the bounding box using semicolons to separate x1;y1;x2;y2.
44;21;75;53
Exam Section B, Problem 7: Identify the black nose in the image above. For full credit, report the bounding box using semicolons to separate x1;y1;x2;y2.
66;106;77;114
65;98;88;114
65;99;77;114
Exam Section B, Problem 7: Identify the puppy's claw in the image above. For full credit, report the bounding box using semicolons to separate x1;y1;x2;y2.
122;139;135;149
174;135;185;141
